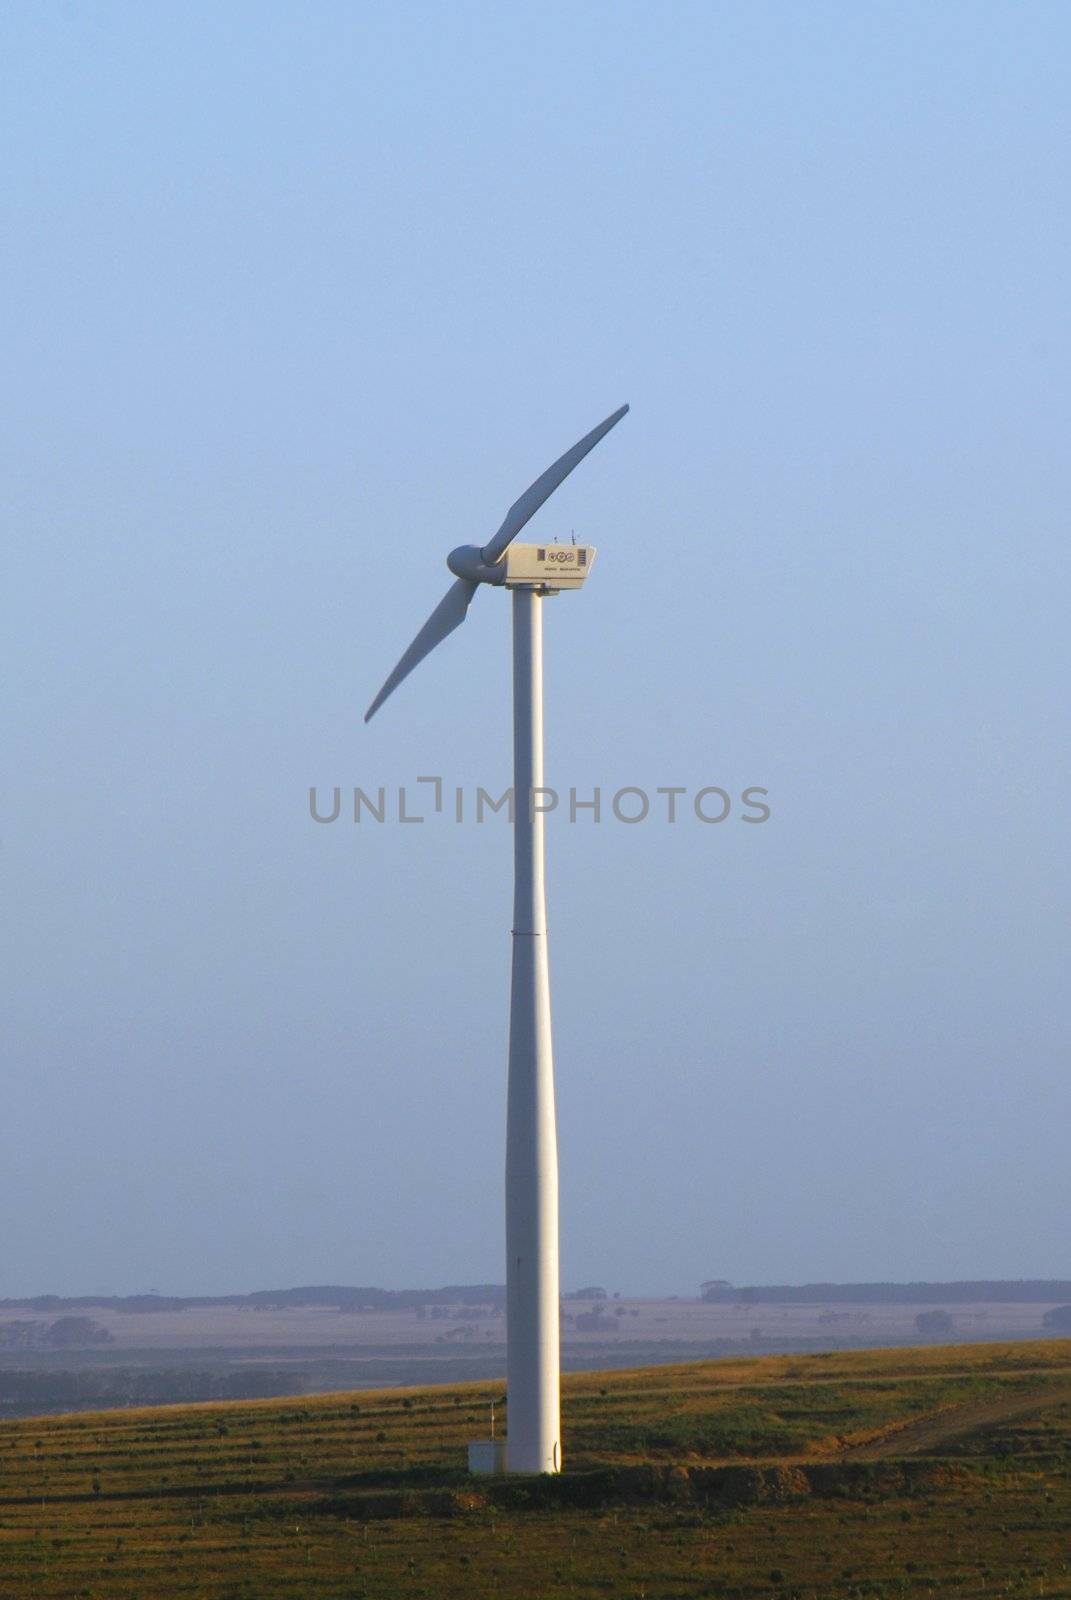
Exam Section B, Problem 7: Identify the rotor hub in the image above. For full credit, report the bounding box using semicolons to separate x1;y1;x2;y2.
447;544;506;584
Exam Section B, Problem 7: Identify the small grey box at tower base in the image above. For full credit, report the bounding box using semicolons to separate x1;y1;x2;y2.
467;1440;509;1475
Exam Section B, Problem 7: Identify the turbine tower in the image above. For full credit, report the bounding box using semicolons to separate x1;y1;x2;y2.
365;404;629;1473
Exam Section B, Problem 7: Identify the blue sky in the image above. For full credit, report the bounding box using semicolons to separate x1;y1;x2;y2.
3;1;1069;1296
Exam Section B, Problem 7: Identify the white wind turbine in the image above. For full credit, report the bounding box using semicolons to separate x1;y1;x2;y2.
365;404;629;1474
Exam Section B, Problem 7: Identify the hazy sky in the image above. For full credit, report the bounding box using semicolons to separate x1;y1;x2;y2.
3;1;1069;1299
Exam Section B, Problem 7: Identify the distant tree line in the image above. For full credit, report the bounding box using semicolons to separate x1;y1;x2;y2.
700;1281;1071;1306
0;1285;508;1314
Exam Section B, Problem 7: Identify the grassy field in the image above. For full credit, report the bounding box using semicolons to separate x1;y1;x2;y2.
1;1339;1070;1597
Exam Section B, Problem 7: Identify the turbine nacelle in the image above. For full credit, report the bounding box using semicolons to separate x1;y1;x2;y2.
501;542;596;590
446;542;597;591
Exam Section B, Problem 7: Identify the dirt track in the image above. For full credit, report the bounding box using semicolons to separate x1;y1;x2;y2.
839;1382;1071;1460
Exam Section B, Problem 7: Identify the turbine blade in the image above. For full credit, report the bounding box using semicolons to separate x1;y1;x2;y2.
480;403;629;564
364;578;477;722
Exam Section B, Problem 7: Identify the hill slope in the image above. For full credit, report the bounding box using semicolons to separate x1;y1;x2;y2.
1;1339;1069;1598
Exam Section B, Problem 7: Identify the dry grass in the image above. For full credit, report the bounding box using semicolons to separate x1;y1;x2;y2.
1;1338;1069;1597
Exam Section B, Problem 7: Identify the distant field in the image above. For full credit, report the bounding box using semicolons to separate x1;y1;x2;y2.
1;1339;1070;1597
2;1290;1064;1352
2;1287;1068;1419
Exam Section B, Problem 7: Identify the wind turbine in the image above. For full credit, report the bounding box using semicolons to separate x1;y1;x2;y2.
365;403;629;1474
